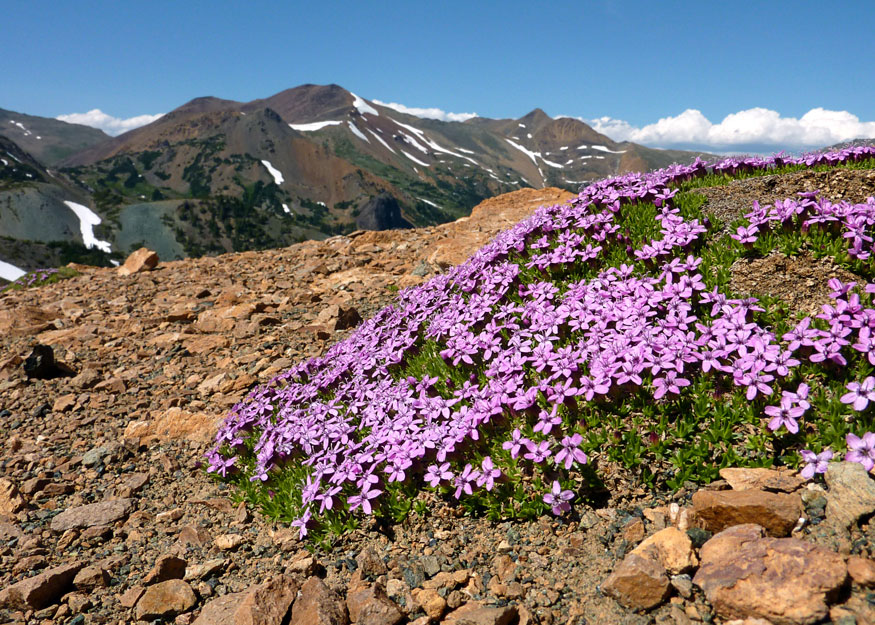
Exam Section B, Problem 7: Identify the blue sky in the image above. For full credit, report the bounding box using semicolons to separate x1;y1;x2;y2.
2;0;874;151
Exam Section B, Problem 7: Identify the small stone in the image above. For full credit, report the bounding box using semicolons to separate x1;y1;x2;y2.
601;553;671;611
443;602;518;625
630;527;698;574
192;593;244;625
135;579;197;621
66;592;92;614
290;576;349;625
50;498;135;532
214;533;245;550
143;555;187;585
847;555;875;587
356;546;388;579
184;559;226;581
622;517;645;544
72;565;110;591
669;574;693;599
413;588;446;620
385;579;418;616
691;489;803;537
0;561;83;610
118;247;159;276
346;584;403;625
53;394;77;412
693;524;847;624
0;478;26;515
234;574;299;625
823;461;875;530
81;446;109;467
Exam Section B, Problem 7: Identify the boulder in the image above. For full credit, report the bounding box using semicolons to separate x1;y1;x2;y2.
692;489;803;536
118;247;159;276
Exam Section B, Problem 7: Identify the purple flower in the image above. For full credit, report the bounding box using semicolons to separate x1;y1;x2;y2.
845;432;875;472
475;456;501;491
348;484;382;515
453;464;480;499
424;462;454;488
523;440;552;463
840;377;875;411
554;433;588;469
764;400;804;434
502;429;529;459
542;481;574;515
291;507;312;539
799;449;832;479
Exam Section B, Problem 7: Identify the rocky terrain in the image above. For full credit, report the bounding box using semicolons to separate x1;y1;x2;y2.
3;175;875;625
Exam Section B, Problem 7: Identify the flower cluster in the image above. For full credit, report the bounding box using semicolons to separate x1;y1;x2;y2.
10;268;58;288
207;146;875;538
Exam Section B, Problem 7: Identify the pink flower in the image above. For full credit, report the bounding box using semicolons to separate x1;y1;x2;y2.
543;481;574;515
846;432;875;472
841;377;875;411
799;449;832;479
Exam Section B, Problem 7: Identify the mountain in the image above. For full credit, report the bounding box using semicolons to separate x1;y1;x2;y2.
1;85;714;272
0;107;109;166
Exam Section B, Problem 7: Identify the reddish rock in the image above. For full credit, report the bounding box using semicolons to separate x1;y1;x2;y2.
0;561;83;610
214;533;245;550
135;579;197;621
50;498;135;532
443;602;518;625
143;555;187;585
847;556;875;587
412;588;446;620
193;593;245;624
118;247;159;276
72;564;110;590
630;526;697;575
0;478;26;515
719;467;805;492
290;576;349;625
693;524;848;625
123;407;222;445
119;585;146;608
346;584;403;625
601;552;671;610
235;575;299;625
691;489;803;536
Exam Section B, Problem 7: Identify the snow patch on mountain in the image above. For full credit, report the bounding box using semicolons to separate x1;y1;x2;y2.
366;128;396;153
351;93;379;117
289;120;343;131
348;122;370;143
401;150;429;167
591;145;627;154
63;201;112;253
0;259;26;282
261;160;284;185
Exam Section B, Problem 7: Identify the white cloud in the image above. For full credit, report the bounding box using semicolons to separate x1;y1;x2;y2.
583;107;875;151
56;109;164;136
372;100;477;122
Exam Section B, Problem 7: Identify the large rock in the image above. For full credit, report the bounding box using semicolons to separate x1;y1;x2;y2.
346;584;403;625
693;524;847;625
135;579;197;621
290;576;348;625
123;407;222;445
0;561;83;610
118;247;159;276
692;489;803;536
719;467;805;492
143;555;187;585
193;575;298;625
50;498;135;532
355;194;412;231
442;602;518;625
601;552;671;610
823;461;875;530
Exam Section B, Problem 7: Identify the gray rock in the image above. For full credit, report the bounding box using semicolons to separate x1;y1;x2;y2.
81;446;109;467
824;461;875;529
50;498;135;532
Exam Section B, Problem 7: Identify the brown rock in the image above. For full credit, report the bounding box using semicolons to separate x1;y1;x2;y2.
72;565;110;590
67;592;92;614
184;558;226;581
601;552;671;610
630;527;698;575
50;498;135;532
719;467;805;492
0;478;26;515
193;593;245;625
177;525;212;548
691;489;803;536
118;247;159;276
443;602;518;625
70;367;101;389
135;579;197;621
119;585;146;608
0;561;83;610
53;393;77;412
214;533;245;550
143;555;187;585
693;524;847;625
413;588;446;620
622;517;645;544
124;407;222;445
847;556;875;587
355;545;388;579
234;574;299;625
290;576;348;625
346;584;403;625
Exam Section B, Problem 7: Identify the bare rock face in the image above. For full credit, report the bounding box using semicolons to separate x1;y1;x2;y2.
691;489;803;536
290;576;349;625
50;498;136;532
601;552;671;611
118;247;159;276
693;524;848;625
134;579;197;621
0;561;83;610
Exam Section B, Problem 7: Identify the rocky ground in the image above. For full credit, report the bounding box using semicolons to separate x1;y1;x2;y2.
2;175;875;625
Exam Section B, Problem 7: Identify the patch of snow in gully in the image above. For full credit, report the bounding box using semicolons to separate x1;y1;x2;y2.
63;201;112;253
